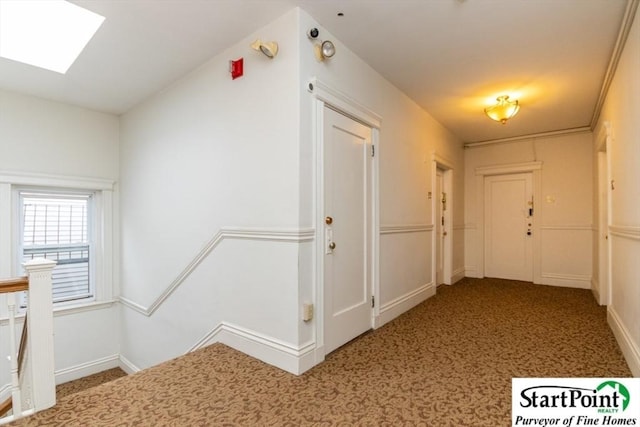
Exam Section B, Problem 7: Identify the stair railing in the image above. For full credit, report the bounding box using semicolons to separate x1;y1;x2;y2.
0;259;56;424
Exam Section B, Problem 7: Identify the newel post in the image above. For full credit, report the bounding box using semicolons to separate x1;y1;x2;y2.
23;258;57;411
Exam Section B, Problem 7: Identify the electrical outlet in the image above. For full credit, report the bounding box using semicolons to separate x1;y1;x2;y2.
302;303;314;322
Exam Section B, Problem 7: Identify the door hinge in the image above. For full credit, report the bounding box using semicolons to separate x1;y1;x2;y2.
371;295;375;308
371;145;375;157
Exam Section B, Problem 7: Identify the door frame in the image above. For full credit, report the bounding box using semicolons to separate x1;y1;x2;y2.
474;161;543;282
432;154;453;285
595;122;612;305
483;172;533;281
308;79;381;362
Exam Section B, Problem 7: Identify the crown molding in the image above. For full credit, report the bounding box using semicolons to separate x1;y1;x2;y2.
464;127;591;148
590;0;640;128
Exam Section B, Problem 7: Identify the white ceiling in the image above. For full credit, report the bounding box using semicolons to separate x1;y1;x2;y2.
0;0;633;143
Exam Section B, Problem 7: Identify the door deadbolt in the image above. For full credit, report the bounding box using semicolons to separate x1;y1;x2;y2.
325;216;333;225
329;242;336;250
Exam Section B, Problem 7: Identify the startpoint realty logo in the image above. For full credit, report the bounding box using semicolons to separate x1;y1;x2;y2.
512;378;640;427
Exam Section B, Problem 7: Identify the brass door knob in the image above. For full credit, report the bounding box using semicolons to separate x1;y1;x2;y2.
329;242;336;250
325;216;333;225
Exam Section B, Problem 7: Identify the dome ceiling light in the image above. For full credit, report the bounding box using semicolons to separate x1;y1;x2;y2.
484;95;520;124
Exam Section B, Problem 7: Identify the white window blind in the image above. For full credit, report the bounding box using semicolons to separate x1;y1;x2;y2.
21;192;93;303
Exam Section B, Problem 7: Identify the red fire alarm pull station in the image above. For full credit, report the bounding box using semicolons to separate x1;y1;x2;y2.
230;58;243;79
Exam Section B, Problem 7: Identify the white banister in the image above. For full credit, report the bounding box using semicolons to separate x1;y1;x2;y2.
22;259;56;413
7;292;22;416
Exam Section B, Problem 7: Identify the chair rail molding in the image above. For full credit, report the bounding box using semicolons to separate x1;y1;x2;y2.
119;227;315;316
540;224;594;231
380;224;433;235
609;225;640;240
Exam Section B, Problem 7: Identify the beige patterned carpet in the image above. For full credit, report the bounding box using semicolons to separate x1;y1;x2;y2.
7;278;632;426
55;368;127;400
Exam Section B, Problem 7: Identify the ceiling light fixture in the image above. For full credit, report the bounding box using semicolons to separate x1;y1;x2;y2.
0;0;105;74
484;95;520;124
250;39;279;58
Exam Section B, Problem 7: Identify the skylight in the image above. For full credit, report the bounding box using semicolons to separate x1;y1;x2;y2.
0;0;104;74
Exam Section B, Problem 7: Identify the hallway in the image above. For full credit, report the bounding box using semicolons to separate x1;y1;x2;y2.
9;278;630;426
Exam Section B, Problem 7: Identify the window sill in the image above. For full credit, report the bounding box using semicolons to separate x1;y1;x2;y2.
0;299;117;325
53;299;117;317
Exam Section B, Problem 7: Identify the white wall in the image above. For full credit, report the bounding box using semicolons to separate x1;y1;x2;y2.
297;9;464;340
118;9;306;373
0;5;465;381
0;89;120;390
119;7;464;375
465;131;593;289
594;8;640;376
0;1;632;389
0;90;118;179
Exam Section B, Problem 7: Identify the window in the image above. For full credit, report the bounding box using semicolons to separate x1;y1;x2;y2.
20;191;94;304
0;172;113;310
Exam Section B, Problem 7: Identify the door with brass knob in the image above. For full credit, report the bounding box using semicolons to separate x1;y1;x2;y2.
484;173;533;281
322;106;373;355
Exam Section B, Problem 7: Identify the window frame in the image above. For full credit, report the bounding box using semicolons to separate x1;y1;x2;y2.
0;171;115;313
18;188;96;305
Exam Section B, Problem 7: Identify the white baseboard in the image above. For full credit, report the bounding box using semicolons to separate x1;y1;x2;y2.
118;323;317;376
452;267;465;284
374;282;435;329
464;267;480;278
539;273;591;289
190;322;316;375
2;357;122;415
118;354;141;375
590;278;603;305
0;409;34;426
55;354;120;385
608;307;640;377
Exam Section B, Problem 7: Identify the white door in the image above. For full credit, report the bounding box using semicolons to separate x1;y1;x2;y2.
435;169;444;285
323;106;372;354
484;173;533;281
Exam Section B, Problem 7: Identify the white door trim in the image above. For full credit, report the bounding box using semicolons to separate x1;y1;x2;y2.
308;78;380;364
431;153;453;285
595;122;612;305
474;161;543;282
308;79;382;129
